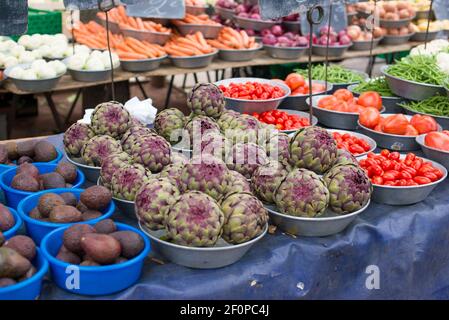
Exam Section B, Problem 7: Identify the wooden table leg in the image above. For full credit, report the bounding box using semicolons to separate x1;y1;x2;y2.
135;78;149;99
64;88;82;125
164;75;175;109
43;92;64;132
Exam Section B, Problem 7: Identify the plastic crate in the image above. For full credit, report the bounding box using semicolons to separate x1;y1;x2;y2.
11;8;62;40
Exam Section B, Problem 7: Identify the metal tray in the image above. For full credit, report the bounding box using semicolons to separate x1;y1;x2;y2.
279;80;333;111
234;16;277;31
379;16;415;29
416;134;449;171
67;68;112;82
350;37;382;51
175;23;223;39
282;21;301;33
381;33;415;45
120;28;170;45
215;6;235;20
169;50;217;69
264;45;308;60
218;45;262;62
312;44;352;57
120;55;167;72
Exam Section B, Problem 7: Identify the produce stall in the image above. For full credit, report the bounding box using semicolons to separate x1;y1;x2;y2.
1;0;449;301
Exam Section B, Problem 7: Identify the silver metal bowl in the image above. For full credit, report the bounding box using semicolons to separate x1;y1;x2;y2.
169;50;217;69
401;105;449;130
65;152;100;183
350;37;383;51
327;129;377;157
356;10;371;19
234;16;277;31
67;68;113;82
140;221;268;269
265;200;370;237
218;45;262;62
358;154;447;205
264;45;308;60
312;43;352;57
120;28;171;45
416;134;449;171
416;10;431;20
3;64;64;93
120;55;167;72
279;80;333;111
175;24;223;39
381;65;445;101
379;16;415;29
98;178;135;219
277;109;318;134
215;77;291;114
282;21;301;33
186;5;207;15
0;74;6;87
381;33;415;45
411;30;439;42
347;83;404;113
307;94;386;130
215;6;235;20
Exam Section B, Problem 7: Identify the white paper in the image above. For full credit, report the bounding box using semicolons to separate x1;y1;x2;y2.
77;108;94;125
124;96;157;126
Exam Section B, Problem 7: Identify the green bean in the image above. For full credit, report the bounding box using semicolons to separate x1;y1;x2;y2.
294;65;365;84
399;95;449;117
352;77;395;97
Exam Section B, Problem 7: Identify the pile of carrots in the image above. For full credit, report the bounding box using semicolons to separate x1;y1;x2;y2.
207;28;258;50
164;32;216;57
173;14;221;26
73;21;112;50
114;37;166;60
97;6;171;33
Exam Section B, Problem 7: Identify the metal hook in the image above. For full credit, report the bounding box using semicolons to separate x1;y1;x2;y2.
98;0;118;12
306;4;324;26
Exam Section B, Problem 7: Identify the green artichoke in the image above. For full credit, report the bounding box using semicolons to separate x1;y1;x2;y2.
184;115;221;147
220;192;268;244
275;168;330;218
100;152;133;188
135;177;180;230
225;170;251;198
187;83;225;119
81;135;122;167
217;109;240;131
121;126;156;153
166;191;224;247
289;126;338;174
90;101;132;138
170;152;189;165
154;108;185;145
266;132;291;168
129;134;171;173
198;131;230;161
159;162;185;188
323;164;372;214
225;114;260;144
110;163;150;201
334;149;358;166
63;122;95;157
252;160;289;204
226;142;269;179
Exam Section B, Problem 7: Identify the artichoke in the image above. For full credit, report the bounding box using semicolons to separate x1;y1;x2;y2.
100;152;133;188
252;161;289;204
225;170;251;198
166;191;224;247
323;164;372;214
154;108;185;145
187;83;225;119
184;115;221;148
90;101;132;138
225;114;260;144
159;162;185;188
220;192;268;244
121;126;156;153
334;149;358;166
289;126;338;174
129;134;171;173
135;177;180;230
275;168;330;218
226;142;269;179
110;163;150;201
81;135;122;167
198;131;230;161
170;152;189;165
63;123;95;157
179;154;230;201
266;132;291;167
217;109;239;131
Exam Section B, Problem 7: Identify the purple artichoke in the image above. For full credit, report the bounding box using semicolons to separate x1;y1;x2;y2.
90;101;132;138
81;135;122;167
63;123;95;157
187;83;225;119
226;142;269;179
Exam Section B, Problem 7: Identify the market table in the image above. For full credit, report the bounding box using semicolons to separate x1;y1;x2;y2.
13;134;447;300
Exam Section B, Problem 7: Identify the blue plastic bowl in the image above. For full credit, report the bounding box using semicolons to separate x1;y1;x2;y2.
17;188;115;245
0;147;63;175
0;248;49;300
0;163;85;209
41;222;150;296
2;206;23;240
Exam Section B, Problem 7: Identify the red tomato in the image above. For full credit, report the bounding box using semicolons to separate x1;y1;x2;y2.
372;176;384;185
285;73;305;91
410;114;438;134
358;91;382;110
424;132;449;151
404;125;419;136
359;107;381;129
311;83;326;93
333;89;354;102
381;114;409;135
318;96;339;109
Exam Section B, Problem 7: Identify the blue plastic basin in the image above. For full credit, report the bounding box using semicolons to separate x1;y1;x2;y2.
2;206;23;239
0;147;63;175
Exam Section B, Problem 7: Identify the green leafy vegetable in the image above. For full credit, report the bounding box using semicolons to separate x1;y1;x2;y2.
295;65;365;84
352;77;395;97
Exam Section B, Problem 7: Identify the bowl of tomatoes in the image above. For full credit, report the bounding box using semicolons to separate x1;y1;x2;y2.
251;109;317;133
358;112;441;151
307;89;385;130
328;129;376;157
416;131;449;171
358;150;447;205
216;78;290;114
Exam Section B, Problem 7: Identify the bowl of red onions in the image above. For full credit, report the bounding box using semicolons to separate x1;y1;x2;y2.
262;25;309;60
233;3;278;31
311;27;352;57
215;0;237;20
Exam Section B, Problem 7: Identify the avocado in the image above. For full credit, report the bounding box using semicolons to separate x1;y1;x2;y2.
49;205;82;223
38;193;65;217
63;224;96;254
0;247;31;278
80;186;112;211
80;233;121;265
93;219;116;234
110;231;145;259
3;235;36;261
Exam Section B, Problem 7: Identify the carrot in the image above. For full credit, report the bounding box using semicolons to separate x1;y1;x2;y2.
115;51;147;60
136;17;145;30
207;39;229;49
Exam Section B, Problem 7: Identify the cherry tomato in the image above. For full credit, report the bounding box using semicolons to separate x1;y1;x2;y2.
414;176;432;185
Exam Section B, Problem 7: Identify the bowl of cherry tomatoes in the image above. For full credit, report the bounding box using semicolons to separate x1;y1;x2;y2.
216;78;291;114
251;109;317;133
416;131;449;171
306;89;385;130
358;150;447;205
328;129;376;157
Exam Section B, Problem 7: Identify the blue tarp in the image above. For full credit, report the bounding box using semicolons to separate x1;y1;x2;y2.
15;135;449;299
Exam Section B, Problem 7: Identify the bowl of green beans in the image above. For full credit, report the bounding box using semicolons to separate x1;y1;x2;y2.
399;95;449;130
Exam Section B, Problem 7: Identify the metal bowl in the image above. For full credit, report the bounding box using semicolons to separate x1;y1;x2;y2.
218;45;262;62
327;129;377;157
379;16;415;29
120;55;167;72
307;94;386;130
96;18;120;34
175;23;223;39
65;152;100;183
140;221;268;269
120;28;170;45
358;154;447;205
279;81;333;111
282;21;301;33
186;5;207;15
350;37;383;51
0;74;7;87
416;134;449;171
411;30;439;42
381;65;445;101
264;45;308;60
416;10;431;20
3;64;64;93
215;77;291;114
169;50;217;69
234;16;277;32
215;6;235;20
312;43;352;57
149;18;170;26
97;178;135;219
381;33;415;45
401;105;449;130
67;68;113;82
347;83;404;113
277;109;318;134
356;10;371;19
265;200;370;237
